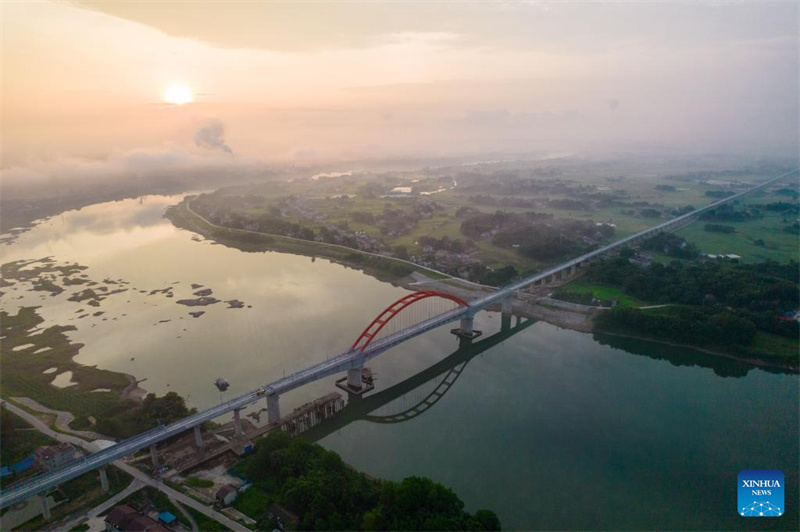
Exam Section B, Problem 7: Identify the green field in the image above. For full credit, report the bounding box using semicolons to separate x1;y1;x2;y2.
190;159;796;281
558;279;648;307
676;213;798;263
170;201;450;282
746;331;800;361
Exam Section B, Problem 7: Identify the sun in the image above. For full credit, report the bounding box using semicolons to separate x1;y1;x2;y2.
164;84;193;105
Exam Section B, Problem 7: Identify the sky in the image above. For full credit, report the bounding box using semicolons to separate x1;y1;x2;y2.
1;0;798;172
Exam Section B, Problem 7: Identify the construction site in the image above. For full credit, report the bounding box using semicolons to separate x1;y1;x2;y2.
147;391;348;480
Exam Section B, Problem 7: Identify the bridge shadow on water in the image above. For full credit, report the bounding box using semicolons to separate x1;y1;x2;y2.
303;314;794;444
303;314;534;443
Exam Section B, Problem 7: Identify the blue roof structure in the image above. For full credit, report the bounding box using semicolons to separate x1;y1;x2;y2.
158;511;177;524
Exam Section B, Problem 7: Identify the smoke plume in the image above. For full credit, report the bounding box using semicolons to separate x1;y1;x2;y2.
195;119;233;154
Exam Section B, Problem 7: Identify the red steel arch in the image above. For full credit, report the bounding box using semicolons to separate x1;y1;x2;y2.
351;290;470;352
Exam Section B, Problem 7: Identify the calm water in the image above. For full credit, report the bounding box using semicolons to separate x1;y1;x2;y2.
1;196;797;530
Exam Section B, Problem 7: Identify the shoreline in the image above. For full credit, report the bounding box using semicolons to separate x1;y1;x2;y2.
591;329;799;373
3;197;795;439
168;198;797;374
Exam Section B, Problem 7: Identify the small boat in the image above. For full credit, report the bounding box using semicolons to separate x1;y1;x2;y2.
214;378;230;392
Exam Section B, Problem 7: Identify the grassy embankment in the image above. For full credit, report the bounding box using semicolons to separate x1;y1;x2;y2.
168;199;451;282
0;304;136;433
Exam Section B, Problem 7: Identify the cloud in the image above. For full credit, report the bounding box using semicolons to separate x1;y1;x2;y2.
0;146;248;191
194;119;233;154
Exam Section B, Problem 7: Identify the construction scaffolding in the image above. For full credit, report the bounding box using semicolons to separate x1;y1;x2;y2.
279;393;345;436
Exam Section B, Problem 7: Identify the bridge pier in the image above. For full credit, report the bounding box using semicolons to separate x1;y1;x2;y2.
233;408;243;437
451;315;482;339
267;393;281;425
347;365;363;390
150;445;159;468
38;494;51;520
99;466;109;492
193;425;204;449
501;295;513;318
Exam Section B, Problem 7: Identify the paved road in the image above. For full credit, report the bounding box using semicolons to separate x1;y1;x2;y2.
11;397;106;440
172;497;200;532
1;400;245;531
58;478;144;531
2;400;91;450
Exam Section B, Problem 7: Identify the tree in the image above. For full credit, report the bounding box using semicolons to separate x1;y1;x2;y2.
474;509;502;531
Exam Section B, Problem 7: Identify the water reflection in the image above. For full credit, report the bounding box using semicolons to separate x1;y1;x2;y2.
592;333;785;378
306;315;533;440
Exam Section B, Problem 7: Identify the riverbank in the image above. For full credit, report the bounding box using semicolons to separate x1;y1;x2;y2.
593;329;799;373
168;199;797;373
167;197;485;285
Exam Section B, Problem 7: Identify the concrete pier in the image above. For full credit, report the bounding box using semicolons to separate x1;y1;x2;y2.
150;445;159;468
451;315;482;339
347;365;363;390
193;425;204;449
501;295;513;317
267;394;281;425
38;495;50;520
99;466;109;492
233;408;243;437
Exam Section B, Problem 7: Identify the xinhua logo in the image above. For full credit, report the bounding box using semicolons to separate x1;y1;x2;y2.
738;470;784;517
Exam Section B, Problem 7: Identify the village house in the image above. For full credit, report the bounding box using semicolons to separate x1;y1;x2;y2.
105;505;169;532
34;442;78;471
215;484;238;507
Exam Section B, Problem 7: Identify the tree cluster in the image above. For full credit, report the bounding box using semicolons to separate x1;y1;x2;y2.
96;392;195;439
700;203;761;223
587;255;799;342
704;223;735;234
239;431;501;531
417;236;474;254
640;233;699;259
460;211;612;262
596;306;757;347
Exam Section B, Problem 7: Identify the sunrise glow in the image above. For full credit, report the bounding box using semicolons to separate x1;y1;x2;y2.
164;84;193;105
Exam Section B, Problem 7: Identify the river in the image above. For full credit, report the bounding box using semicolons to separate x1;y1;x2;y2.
1;194;797;530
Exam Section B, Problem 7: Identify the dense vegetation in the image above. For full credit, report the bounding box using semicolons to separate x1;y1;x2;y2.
704;223;735;234
597;306;758;347
460;211;613;261
238;431;501;531
1;407;57;469
640;233;699;259
700;203;762;222
96;391;195;439
588;254;799;354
